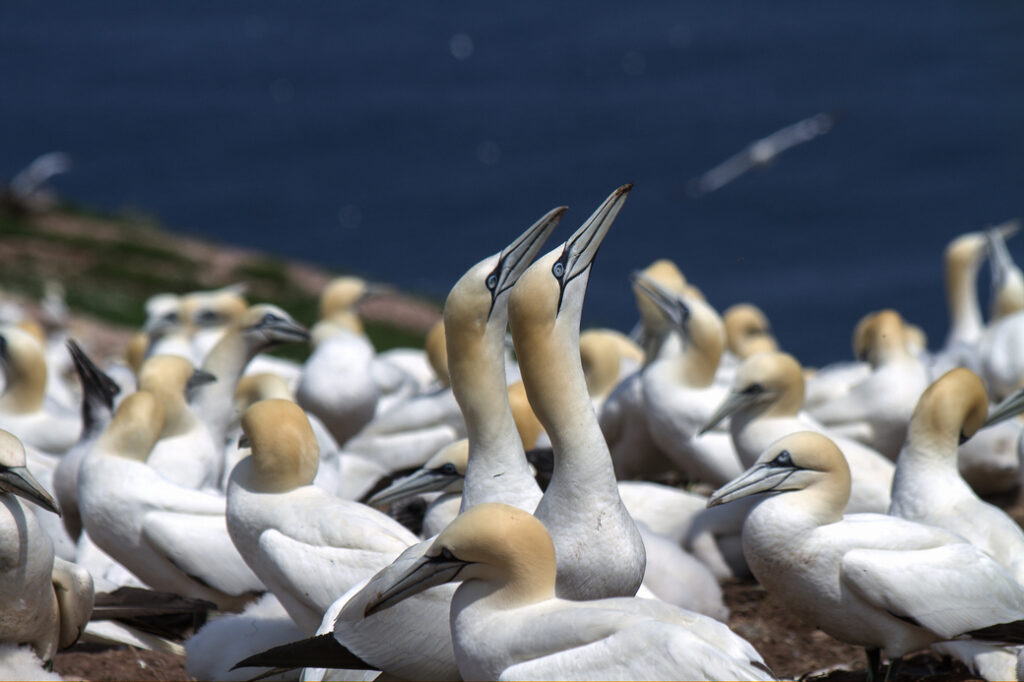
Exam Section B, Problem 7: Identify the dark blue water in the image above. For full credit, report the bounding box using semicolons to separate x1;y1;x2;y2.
3;2;1024;366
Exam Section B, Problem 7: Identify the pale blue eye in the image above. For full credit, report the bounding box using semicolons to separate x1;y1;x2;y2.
552;262;565;278
486;274;498;289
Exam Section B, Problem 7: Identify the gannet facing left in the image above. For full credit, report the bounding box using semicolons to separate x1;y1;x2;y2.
710;431;1024;679
363;503;774;681
0;428;93;663
890;368;1024;585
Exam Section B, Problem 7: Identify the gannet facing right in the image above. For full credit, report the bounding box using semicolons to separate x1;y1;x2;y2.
363;503;774;681
710;431;1024;679
227;398;418;633
78;391;264;610
508;184;646;600
0;428;93;663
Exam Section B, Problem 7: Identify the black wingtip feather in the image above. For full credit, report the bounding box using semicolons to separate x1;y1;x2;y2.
231;633;377;672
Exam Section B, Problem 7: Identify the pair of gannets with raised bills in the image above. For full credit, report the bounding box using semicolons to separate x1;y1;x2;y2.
710;431;1024;680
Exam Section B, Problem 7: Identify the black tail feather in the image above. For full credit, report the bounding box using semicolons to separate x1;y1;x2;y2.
231;633;377;672
67;338;120;432
91;587;216;639
967;618;1024;644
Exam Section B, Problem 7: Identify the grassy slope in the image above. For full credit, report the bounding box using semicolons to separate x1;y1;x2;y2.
0;203;438;358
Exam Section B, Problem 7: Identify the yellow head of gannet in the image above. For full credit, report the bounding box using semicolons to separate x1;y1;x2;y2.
94;391;167;462
236;304;311;348
852;309;912;367
365;502;559;616
0;325;48;414
233;372;294;417
424;320;449;387
701;351;805;434
138;354;214;439
367;438;469;507
506;380;544;450
443;205;564;511
0;427;60;515
578;329;623;399
632;271;725;387
311;276;369;342
723;303;778;359
631;258;686;361
708;431;850;519
943;222;1016;347
185;284;249;330
238;399;319;493
904;368;987;455
363;502;773;681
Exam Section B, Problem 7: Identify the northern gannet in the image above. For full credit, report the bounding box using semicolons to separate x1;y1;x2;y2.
298;277;380;446
191;303;309;483
53;339;121;541
226;398;419;633
0;428;93;664
579;328;642;413
632;272;745;486
600;259;685;480
367;438;467;538
806;309;929;459
321;203;567;680
686;111;839;197
363;503;774;681
508;184;646;599
890;368;1024;584
231;372;350;498
709;431;1024;679
932;225;1016;377
0;324;80;454
78;391;264;610
723;303;778;361
700;351;894;513
185;284;249;363
139;354;221;490
982;224;1024;400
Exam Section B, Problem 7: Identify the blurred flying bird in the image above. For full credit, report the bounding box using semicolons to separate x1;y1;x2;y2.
687;111;840;197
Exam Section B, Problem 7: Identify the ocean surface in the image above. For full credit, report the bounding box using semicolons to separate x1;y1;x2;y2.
3;2;1024;366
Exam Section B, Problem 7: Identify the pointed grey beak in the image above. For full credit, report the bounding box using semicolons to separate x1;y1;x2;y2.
485;206;566;319
983;385;1024;429
264;318;311;344
366;468;462;507
1;465;61;516
363;553;470;617
556;185;631;288
987;223;1020;291
707;462;798;509
699;390;762;435
187;369;217;392
631;271;688;331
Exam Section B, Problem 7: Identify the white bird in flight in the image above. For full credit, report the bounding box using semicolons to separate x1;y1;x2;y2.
687;111;840;197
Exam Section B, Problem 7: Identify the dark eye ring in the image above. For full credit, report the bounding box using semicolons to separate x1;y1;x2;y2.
439;547;457;562
552;262;565;278
440;462;458;475
262;313;281;324
486;274;498;290
772;450;793;467
743;383;765;395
